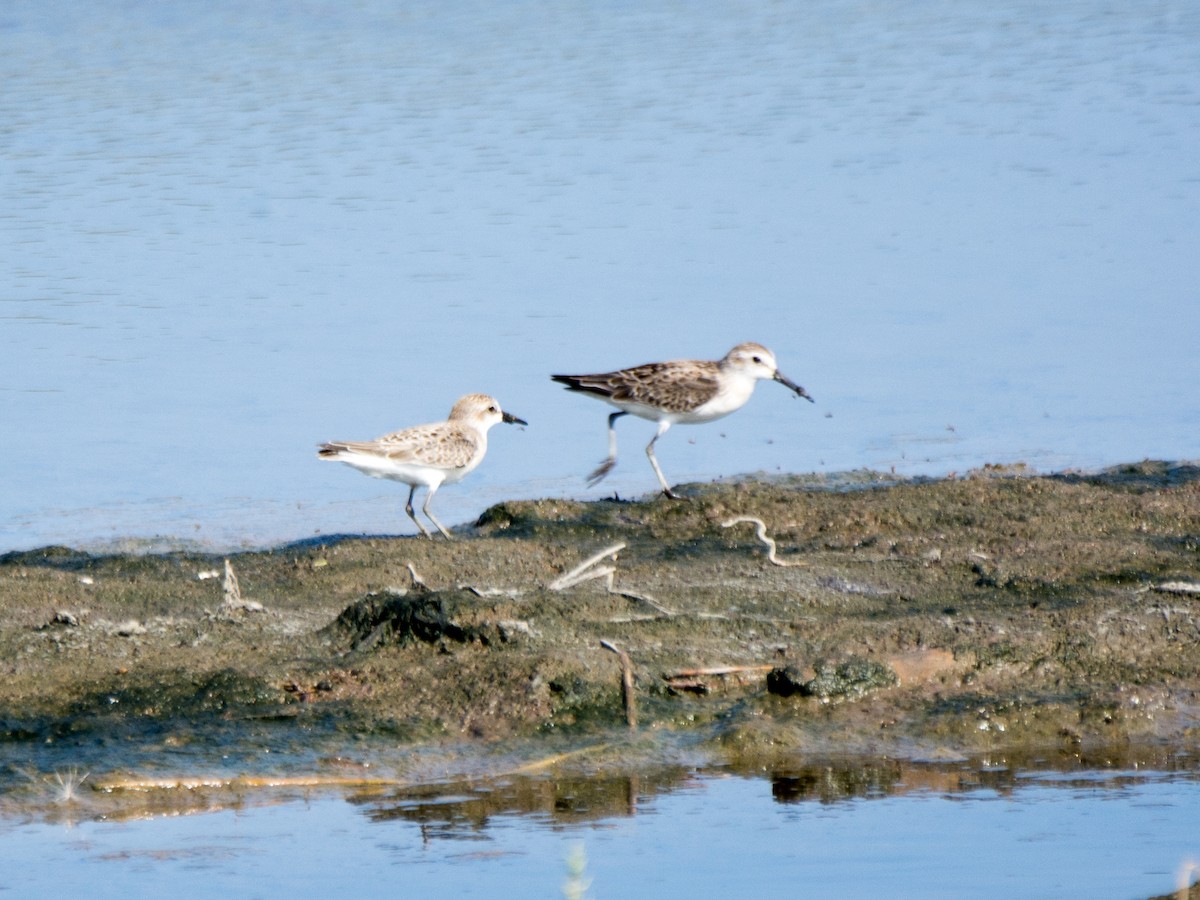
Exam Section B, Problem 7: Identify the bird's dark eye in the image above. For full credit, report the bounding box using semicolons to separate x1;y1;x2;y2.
752;356;763;364
489;406;498;413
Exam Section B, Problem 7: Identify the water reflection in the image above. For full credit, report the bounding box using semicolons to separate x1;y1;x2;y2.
770;760;905;804
5;746;1200;829
2;753;1199;899
356;771;666;837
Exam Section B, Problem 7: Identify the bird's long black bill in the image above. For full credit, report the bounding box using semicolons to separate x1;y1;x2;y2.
774;371;814;402
503;411;528;426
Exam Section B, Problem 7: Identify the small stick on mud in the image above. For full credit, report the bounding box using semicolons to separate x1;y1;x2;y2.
406;563;428;591
222;561;266;619
612;587;674;617
221;560;264;612
721;516;806;567
223;559;242;605
550;543;674;615
663;664;775;695
665;665;775;679
1152;581;1200;596
600;639;637;730
549;543;626;590
462;585;523;598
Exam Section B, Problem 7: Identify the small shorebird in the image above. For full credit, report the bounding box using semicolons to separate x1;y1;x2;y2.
318;393;526;539
552;342;813;499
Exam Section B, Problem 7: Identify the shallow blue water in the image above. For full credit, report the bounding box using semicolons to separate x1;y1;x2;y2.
1;770;1198;899
3;0;1199;551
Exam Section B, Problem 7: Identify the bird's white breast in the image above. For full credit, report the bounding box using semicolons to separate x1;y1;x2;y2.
682;372;758;423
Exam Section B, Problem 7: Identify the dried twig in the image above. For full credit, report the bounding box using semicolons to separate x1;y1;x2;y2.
1154;581;1200;595
612;588;674;616
222;560;265;612
461;585;522;598
406;563;428;591
665;665;775;679
223;559;241;605
662;664;775;696
549;543;626;590
600;639;637;730
721;516;806;567
550;543;674;615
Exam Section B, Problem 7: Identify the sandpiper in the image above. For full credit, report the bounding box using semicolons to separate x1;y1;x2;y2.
552;342;812;498
318;393;526;539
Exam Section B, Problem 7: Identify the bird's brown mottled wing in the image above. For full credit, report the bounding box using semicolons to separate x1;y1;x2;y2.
616;361;721;412
555;360;721;414
332;423;479;469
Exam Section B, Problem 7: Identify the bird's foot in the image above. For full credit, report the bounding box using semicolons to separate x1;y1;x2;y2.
586;457;617;487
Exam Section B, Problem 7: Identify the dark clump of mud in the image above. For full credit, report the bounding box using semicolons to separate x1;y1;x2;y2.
2;460;1199;784
767;657;899;701
323;588;529;652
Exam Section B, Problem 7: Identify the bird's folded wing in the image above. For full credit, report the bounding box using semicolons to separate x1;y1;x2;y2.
370;423;478;468
609;362;721;412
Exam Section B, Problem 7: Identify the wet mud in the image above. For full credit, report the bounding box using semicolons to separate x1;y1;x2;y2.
2;460;1199;796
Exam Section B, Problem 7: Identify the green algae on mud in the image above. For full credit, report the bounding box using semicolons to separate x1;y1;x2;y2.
1;461;1199;789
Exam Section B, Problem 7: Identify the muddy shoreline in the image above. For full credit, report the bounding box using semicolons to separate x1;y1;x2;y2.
2;460;1199;792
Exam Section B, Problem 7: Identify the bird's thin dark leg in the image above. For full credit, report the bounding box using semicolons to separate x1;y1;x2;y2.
405;486;433;539
422;484;453;540
587;411;627;486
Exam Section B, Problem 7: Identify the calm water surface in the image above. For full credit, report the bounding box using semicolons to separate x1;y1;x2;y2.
1;767;1199;899
3;0;1199;551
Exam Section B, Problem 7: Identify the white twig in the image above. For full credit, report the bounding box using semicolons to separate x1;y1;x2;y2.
222;559;265;612
1154;581;1200;595
548;543;626;590
406;562;428;590
461;585;523;598
550;542;674;615
721;516;806;567
222;559;241;605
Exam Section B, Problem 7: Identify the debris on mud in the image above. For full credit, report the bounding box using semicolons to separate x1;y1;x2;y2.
322;588;534;652
1;460;1198;781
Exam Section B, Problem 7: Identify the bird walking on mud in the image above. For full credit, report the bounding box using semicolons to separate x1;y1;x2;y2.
318;393;526;539
551;342;813;499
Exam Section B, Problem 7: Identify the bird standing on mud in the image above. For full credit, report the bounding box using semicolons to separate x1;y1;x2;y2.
318;393;526;539
552;342;813;499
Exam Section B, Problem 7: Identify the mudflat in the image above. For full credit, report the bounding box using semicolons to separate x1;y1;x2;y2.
2;461;1198;783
